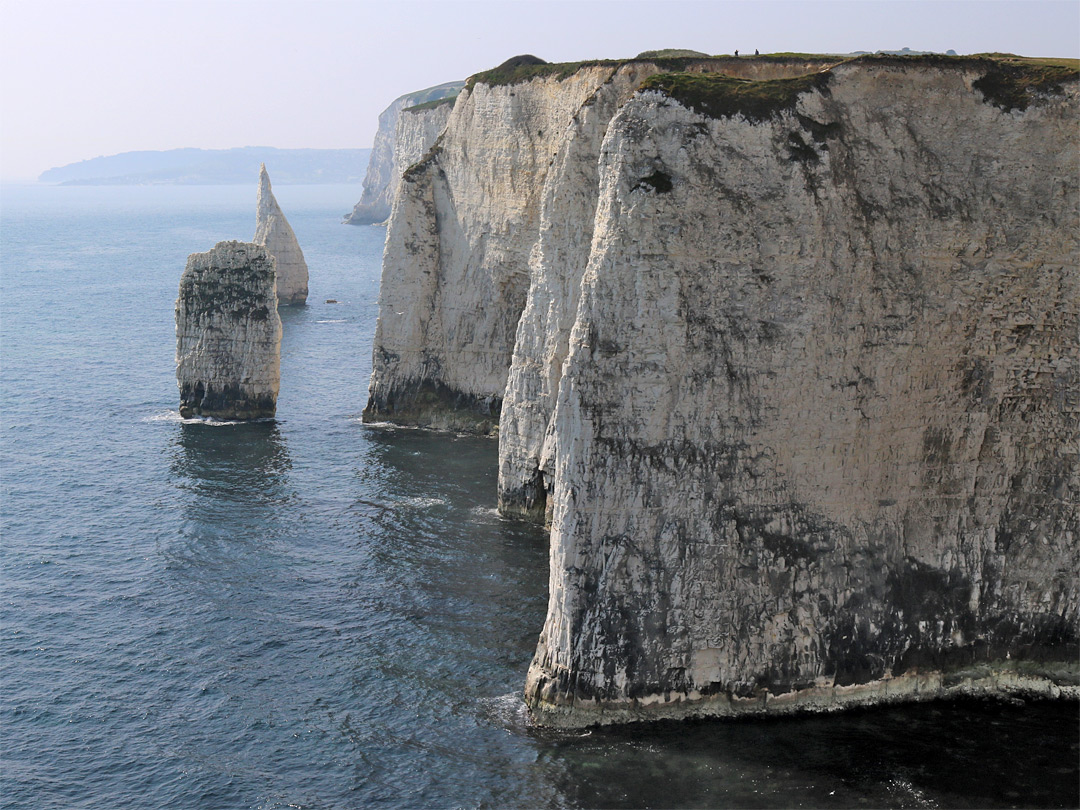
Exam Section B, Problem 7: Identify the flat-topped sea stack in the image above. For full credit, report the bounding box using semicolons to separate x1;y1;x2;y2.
175;240;282;420
364;53;1080;726
254;164;308;305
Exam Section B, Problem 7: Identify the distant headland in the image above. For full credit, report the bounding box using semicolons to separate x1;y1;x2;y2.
39;146;371;186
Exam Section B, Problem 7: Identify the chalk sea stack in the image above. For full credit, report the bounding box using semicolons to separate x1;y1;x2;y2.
254;164;308;306
175;240;282;420
364;54;1080;725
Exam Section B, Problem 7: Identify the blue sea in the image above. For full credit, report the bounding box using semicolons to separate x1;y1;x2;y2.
1;183;1077;809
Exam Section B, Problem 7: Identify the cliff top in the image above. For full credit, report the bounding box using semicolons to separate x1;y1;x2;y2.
466;52;1079;98
403;94;459;114
641;53;1078;119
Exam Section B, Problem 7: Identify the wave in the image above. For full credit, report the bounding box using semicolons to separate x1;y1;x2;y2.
398;496;447;509
476;692;533;731
475;692;595;739
142;410;275;427
470;506;503;521
143;410;183;423
359;420;420;430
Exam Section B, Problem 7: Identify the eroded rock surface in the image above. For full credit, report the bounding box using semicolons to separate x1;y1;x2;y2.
525;59;1079;725
364;54;1079;725
176;240;281;419
254;164;308;306
344;82;463;225
363;57;827;433
497;62;669;518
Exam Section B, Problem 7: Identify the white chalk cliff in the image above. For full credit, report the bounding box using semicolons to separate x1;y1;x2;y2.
176;240;281;419
254;164;308;306
365;55;1080;725
344;81;463;225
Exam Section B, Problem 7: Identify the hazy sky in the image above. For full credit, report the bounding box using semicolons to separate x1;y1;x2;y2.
1;0;1076;181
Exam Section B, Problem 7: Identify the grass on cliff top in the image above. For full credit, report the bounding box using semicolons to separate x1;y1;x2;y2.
640;71;833;122
465;51;1077;117
400;81;465;106
639;53;1077;120
968;54;1079;110
466;59;620;89
636;48;709;58
851;52;1078;111
466;53;851;89
403;94;459;113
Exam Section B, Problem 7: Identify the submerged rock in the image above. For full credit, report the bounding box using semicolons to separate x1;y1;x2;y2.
254;164;308;306
175;240;281;419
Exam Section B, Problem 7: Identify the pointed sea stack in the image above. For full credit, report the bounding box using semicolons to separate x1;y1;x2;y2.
175;241;282;419
254;164;309;305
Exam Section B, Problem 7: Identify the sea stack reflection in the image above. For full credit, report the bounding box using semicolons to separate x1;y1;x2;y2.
175;240;282;420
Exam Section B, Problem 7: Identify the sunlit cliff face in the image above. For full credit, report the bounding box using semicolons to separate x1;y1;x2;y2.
365;55;1080;726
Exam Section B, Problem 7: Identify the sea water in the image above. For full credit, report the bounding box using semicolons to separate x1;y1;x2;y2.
1;183;1076;809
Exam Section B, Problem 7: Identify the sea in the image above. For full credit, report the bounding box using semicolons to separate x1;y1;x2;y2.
1;183;1076;810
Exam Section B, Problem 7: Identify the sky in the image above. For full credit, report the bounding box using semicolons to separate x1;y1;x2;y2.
1;0;1077;182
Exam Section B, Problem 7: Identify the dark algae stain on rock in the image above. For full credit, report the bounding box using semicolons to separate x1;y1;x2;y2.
177;260;272;320
178;383;277;421
362;377;502;435
175;241;281;420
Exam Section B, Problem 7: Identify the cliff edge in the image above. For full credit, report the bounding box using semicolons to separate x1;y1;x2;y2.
526;56;1079;726
344;81;464;225
365;54;1080;726
362;56;837;434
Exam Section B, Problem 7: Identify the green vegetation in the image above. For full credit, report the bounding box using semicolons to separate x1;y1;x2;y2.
851;52;1078;111
636;49;708;58
465;50;1077;116
466;53;851;90
760;52;851;59
640;71;833;122
400;81;465;107
467;59;620;89
637;52;1076;121
404;94;459;113
970;55;1079;111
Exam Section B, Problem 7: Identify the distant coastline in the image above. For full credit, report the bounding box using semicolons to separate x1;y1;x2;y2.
39;146;371;186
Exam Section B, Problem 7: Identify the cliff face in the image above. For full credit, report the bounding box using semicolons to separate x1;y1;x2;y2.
363;58;837;433
392;100;457;196
363;65;622;431
365;54;1079;725
175;241;281;419
254;165;308;306
344;82;463;225
525;60;1079;725
497;62;667;516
